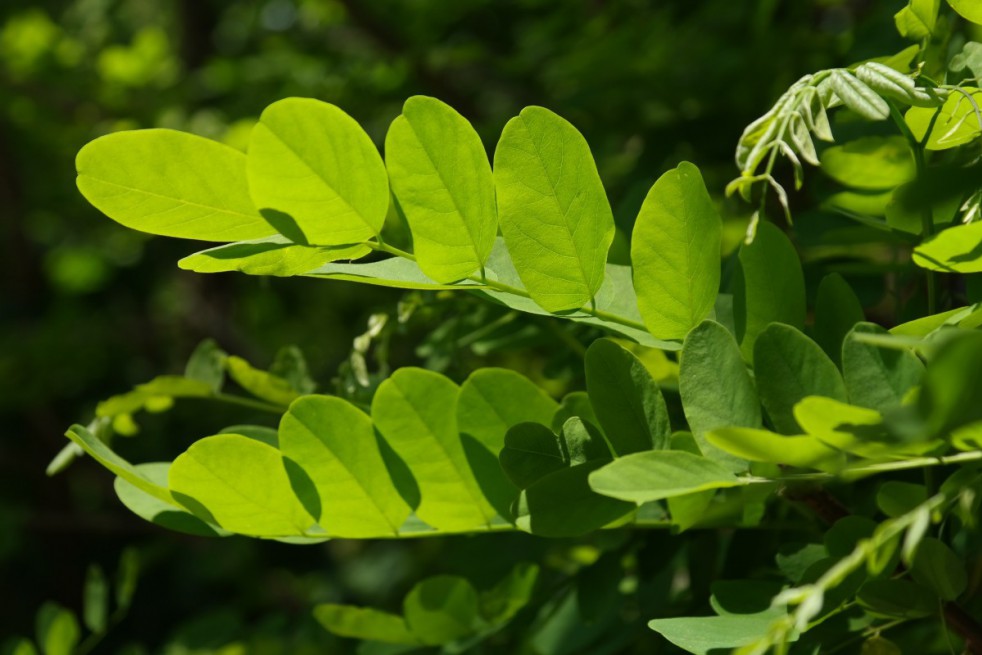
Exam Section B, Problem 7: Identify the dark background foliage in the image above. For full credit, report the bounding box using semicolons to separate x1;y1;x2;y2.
0;1;912;651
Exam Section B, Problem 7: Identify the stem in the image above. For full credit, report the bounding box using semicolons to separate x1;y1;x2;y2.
889;100;937;314
368;241;651;334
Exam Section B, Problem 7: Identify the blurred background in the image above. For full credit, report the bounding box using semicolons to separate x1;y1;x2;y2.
0;0;916;652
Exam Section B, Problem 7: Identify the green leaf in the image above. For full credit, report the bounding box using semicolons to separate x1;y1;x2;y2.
753;324;847;434
733;222;806;359
906;89;982;151
310;256;482;290
500;422;567;489
667;490;716;532
648;611;785;655
862;636;902;655
82;565;108;633
631;162;721;340
247;98;388;245
270;345;316;395
403;576;480;645
114;548;139;610
679;320;761;470
918;331;982;435
225;356;300;406
951;41;982;78
820;136;915;191
813;274;864;367
516;461;634;537
877;481;929;518
584;338;670;455
776;543;829;583
948;0;982;24
372;368;494;530
493;106;614;312
588;450;744;503
114;462;229;537
914;222;982;273
65;424;175;505
551;391;598;432
560;417;611;465
168;434;317;537
35;603;79;655
480;563;539;625
385;96;497;282
711;580;785;615
707;428;843;471
842;323;924;411
457;368;558;516
909;537;966;600
179;236;370;277
76;129;275;242
279;395;410;537
313;605;419;645
95;375;214;418
894;0;939;40
2;639;37;655
830;70;890;121
184;339;227;393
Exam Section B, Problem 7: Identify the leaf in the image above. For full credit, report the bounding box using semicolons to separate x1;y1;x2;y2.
588;450;745;503
711;580;785;615
457;368;558;515
76;129;275;242
560;417;610;464
313;605;419;645
842;323;924;411
65;424;175;505
667;490;716;532
114;462;229;537
679;320;761;470
631;162;721;340
584;338;670;455
184;339;227;393
918;331;982;435
909;537;966;600
403;576;480;646
115;548;139;610
914;222;982;273
948;0;982;25
168;434;317;537
279;395;410;537
179;236;370;277
552;391;598;432
707;428;843;471
906;89;982;151
861;636;902;655
310;256;482;290
493;106;614;312
776;543;829;583
500;422;567;489
480;562;539;625
35;603;79;655
732;221;806;359
95;376;214;417
648;611;786;655
950;41;982;79
819;136;915;191
813;274;864;367
247;98;388;245
225;356;300;406
877;481;929;518
385;96;497;282
894;0;939;39
829;70;890;121
372;368;494;530
270;345;316;395
82;565;109;634
753;324;847;434
516;461;634;537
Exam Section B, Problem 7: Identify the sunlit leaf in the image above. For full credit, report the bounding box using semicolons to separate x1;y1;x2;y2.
588;450;745;503
386;96;497;282
493;106;614;312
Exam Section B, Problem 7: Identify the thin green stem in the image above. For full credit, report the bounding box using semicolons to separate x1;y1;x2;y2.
889;100;937;314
